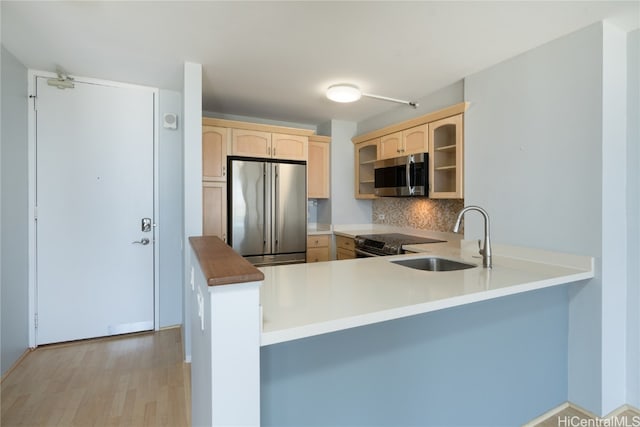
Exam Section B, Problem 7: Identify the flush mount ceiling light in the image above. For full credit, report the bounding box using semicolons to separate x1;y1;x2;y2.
326;83;418;109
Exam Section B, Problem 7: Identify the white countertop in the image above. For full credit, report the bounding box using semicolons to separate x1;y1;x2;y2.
307;223;333;235
259;241;593;346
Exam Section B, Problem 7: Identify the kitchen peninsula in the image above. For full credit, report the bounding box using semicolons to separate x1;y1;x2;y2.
189;235;593;426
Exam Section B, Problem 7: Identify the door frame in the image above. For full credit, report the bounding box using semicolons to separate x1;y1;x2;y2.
27;70;160;347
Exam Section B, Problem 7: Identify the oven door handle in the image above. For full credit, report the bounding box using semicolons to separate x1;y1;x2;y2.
355;248;381;257
406;155;415;196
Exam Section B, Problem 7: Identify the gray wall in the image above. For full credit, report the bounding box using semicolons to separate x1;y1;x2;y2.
262;286;569;426
627;28;640;408
158;90;184;327
464;22;632;415
203;111;316;132
325;120;372;225
357;80;464;135
1;46;29;375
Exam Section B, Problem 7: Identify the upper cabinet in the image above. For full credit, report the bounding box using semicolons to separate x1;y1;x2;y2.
272;133;308;161
230;130;308;161
378;124;428;160
307;135;330;199
202;126;228;181
352;102;468;199
355;138;379;199
231;129;272;158
429;114;463;198
378;131;402;159
403;124;429;155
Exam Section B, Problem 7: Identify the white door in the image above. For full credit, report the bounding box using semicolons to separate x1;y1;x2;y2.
35;76;155;345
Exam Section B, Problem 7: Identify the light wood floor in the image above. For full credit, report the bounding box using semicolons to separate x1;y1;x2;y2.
1;327;190;427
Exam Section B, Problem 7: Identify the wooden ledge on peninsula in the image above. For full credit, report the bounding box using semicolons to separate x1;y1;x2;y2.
189;236;264;286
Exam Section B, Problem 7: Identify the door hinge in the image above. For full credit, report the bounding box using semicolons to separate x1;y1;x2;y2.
34;313;38;329
29;94;37;111
34;206;38;221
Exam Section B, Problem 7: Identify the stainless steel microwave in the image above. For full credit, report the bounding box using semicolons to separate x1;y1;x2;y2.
374;153;428;197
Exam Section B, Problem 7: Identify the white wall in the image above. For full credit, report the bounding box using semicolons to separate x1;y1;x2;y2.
158;90;184;327
182;62;202;362
1;46;29;375
600;21;628;413
627;28;640;408
464;22;633;415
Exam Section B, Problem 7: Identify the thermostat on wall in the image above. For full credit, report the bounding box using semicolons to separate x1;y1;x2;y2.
163;113;178;130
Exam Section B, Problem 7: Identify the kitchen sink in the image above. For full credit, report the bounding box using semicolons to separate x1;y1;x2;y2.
391;257;476;272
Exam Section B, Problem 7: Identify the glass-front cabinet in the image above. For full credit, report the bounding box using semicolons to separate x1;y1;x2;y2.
355;139;379;199
429;114;463;198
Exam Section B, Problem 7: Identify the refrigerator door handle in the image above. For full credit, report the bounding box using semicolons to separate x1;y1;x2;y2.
263;163;267;249
274;164;279;249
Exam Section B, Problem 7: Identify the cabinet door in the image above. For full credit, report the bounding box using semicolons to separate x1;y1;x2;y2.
307;139;330;198
307;247;329;263
203;126;228;181
402;124;428;156
232;129;272;158
378;131;403;159
203;182;227;242
428;114;463;199
272;133;308;160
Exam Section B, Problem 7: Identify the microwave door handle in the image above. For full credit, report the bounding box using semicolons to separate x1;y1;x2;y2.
406;155;415;195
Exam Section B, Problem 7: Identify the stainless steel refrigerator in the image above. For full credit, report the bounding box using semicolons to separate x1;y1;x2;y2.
228;157;307;266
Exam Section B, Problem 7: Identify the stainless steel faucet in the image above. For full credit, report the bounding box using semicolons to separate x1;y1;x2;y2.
453;206;492;268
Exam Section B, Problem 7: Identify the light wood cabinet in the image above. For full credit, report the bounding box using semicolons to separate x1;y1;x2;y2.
203;182;227;242
378;124;428;160
429;114;463;198
352;102;468;200
335;235;356;260
403;124;428;155
203;125;228;244
307;135;330;199
231;129;308;161
202;126;228;181
272;134;308;161
231;129;272;158
306;235;330;263
379;132;402;159
355;139;379;199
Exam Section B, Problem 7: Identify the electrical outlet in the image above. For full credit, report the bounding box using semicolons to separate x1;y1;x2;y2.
378;214;385;220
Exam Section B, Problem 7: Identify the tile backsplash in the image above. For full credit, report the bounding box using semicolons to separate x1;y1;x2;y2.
372;198;464;232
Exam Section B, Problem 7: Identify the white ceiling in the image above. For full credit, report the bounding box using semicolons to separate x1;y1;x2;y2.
2;1;638;126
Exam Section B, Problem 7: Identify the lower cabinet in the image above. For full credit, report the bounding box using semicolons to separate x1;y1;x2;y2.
203;182;227;242
336;235;356;260
307;235;330;263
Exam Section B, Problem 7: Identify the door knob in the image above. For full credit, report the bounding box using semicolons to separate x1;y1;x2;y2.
132;238;150;245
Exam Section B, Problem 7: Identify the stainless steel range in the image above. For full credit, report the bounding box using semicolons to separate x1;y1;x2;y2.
354;233;446;257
